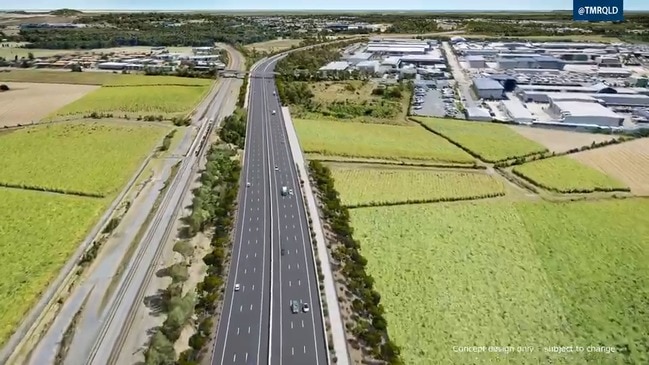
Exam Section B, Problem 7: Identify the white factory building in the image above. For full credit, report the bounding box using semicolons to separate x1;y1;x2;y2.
466;55;486;68
365;38;434;56
517;84;649;107
547;101;624;127
319;61;350;72
473;77;505;100
499;99;535;123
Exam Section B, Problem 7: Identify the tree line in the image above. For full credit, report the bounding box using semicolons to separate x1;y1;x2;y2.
309;160;403;364
144;111;244;365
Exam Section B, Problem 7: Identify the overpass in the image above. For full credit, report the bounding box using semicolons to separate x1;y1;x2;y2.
219;69;279;79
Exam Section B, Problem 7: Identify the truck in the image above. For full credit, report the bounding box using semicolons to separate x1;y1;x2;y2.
281;186;288;196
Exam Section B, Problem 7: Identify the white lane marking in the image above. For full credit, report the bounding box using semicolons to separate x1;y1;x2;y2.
289;280;291;287
293;224;296;229
248;326;251;334
294;235;297;241
237;327;240;335
291;321;294;329
302;319;305;328
252;284;255;291
239;305;242;312
291;214;295;219
295;249;298;254
244;269;247;274
233;354;236;362
298;279;301;286
257;216;259;221
285;225;288;229
304;346;307;354
255;239;258;244
256;227;259;231
288;264;291;270
246;254;248;259
250;304;253;311
245;353;248;362
284;214;287;218
253;267;256;273
291;347;294;356
297;263;300;269
254;252;257;257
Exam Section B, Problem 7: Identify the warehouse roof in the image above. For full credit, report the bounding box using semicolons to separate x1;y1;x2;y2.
366;46;426;53
319;61;350;71
466;55;485;61
554;101;622;118
466;107;492;119
501;99;534;120
348;52;372;60
473;77;504;90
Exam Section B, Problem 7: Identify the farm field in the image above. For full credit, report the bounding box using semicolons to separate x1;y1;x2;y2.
244;38;303;52
0;187;107;346
509;125;617;153
512;156;628;193
306;81;409;124
350;199;649;365
52;85;209;118
571;138;649;196
0;70;212;86
294;119;475;164
0;82;98;127
0;121;169;196
329;165;504;207
305;153;472;167
413;117;547;162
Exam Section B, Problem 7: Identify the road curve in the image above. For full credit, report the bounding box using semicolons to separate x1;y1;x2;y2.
211;55;327;365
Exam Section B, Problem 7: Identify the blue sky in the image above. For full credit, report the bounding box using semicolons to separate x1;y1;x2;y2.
2;0;646;11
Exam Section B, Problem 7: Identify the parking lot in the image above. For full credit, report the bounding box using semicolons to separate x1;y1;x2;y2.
410;83;464;119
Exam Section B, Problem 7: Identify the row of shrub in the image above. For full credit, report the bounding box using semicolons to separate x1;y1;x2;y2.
218;108;247;149
0;182;104;198
159;130;177;152
346;192;505;209
237;75;248;108
309;160;403;365
494;136;632;168
510;169;631;194
303;149;476;165
144;112;244;364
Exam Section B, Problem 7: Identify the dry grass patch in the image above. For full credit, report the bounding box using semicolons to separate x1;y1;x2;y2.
0;70;211;86
509;125;617;153
571;138;649;196
244;38;303;52
0;82;98;126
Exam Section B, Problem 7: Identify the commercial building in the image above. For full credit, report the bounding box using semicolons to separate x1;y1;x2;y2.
346;52;373;65
497;55;565;70
356;60;380;73
500;99;535;123
473;77;505;100
547;101;624;126
466;55;486;68
399;51;444;66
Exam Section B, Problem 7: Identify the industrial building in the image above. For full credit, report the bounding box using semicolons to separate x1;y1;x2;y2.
466;55;486;68
465;107;493;121
547;101;624;126
500;99;535;123
356;60;380;73
497;55;565;70
319;61;350;72
473;77;505;100
345;52;373;65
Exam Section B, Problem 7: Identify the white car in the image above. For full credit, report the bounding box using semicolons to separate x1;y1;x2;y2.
289;189;293;195
302;303;310;313
272;110;276;115
275;166;279;171
273;91;276;95
246;182;251;187
234;283;240;291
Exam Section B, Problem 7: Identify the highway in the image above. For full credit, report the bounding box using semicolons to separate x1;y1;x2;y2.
212;55;326;365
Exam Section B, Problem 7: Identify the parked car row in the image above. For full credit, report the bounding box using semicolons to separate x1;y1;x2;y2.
412;86;428;110
441;85;459;117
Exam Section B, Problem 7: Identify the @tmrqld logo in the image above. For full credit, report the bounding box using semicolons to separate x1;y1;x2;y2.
573;0;624;21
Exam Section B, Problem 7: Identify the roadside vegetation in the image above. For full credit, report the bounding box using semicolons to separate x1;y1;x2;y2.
350;199;649;364
309;161;403;364
294;118;475;164
0;70;213;86
329;166;505;208
144;112;244;364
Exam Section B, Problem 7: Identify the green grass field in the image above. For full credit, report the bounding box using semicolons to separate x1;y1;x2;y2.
52;85;208;117
351;199;649;365
0;70;213;86
414;117;547;162
329;166;504;207
0;121;169;196
0;187;106;346
294;119;475;163
512;156;628;193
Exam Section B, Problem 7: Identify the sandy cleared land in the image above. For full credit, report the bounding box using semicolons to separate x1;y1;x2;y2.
509;126;616;153
0;82;98;126
570;138;649;196
244;39;302;52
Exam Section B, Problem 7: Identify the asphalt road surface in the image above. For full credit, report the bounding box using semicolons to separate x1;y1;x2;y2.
212;56;326;365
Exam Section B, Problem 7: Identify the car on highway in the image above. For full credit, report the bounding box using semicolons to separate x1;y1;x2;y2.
234;283;240;291
272;110;276;115
273;91;276;95
290;300;300;314
275;166;279;171
246;182;251;187
303;303;310;313
289;189;293;195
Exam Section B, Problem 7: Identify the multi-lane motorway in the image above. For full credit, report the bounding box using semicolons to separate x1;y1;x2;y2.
212;56;327;364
